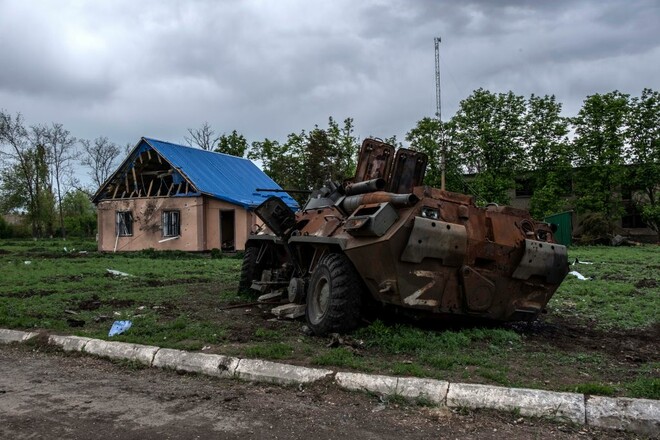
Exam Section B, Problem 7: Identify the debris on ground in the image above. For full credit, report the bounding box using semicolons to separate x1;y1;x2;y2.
271;303;305;319
106;269;132;277
108;320;132;336
568;271;591;281
326;333;365;352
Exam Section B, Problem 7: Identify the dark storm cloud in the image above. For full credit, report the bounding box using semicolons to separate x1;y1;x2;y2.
0;0;658;167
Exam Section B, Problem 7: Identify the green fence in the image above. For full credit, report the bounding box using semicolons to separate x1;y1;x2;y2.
544;211;573;246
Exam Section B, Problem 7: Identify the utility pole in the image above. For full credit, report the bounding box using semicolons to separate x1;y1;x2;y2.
434;37;446;191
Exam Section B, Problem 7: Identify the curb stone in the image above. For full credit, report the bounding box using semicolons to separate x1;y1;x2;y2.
586;395;660;436
335;372;449;405
152;348;239;378
234;358;333;385
446;382;585;424
48;335;92;352
336;372;398;396
0;329;38;344
83;339;159;366
2;329;657;437
397;377;449;404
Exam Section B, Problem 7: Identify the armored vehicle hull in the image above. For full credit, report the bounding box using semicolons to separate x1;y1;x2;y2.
241;139;569;335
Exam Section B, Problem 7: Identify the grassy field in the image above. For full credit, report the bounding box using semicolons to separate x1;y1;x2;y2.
1;238;657;399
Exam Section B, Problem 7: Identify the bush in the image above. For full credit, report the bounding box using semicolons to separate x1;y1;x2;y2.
575;212;616;244
0;216;12;238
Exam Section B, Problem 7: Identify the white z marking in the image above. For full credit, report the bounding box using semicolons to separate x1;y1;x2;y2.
403;270;440;307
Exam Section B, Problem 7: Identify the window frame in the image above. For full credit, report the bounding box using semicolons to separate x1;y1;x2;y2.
162;210;181;237
116;211;133;237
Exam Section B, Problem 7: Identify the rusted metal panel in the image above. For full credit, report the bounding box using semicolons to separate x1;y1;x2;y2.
388;148;428;194
400;217;467;266
353;139;395;183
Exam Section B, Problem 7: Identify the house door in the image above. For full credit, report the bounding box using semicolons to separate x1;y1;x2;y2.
220;210;235;251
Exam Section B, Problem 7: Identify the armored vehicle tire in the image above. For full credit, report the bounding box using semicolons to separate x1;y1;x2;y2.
305;253;362;335
238;247;263;294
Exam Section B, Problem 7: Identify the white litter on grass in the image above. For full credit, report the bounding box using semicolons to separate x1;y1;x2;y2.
572;258;594;265
24;261;31;265
107;269;132;277
569;270;591;280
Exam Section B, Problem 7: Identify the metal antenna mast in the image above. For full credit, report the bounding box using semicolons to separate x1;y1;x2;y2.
434;37;445;190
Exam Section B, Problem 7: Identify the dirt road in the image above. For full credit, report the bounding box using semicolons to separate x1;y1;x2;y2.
0;344;639;440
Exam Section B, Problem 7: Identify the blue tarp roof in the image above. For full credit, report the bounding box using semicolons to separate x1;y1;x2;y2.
137;138;298;209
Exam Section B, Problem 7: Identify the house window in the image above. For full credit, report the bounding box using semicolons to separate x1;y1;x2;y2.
515;178;534;197
116;211;133;236
162;210;180;237
621;204;647;229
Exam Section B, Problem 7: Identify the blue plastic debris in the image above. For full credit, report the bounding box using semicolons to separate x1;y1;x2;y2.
108;320;132;337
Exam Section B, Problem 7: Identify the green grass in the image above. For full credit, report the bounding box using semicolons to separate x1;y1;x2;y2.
312;347;367;370
551;245;659;329
1;239;658;399
245;343;294;359
570;383;617;396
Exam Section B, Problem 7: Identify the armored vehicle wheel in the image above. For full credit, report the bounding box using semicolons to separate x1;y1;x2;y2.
238;247;264;294
306;253;362;335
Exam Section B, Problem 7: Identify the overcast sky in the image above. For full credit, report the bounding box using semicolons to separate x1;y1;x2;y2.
1;0;659;153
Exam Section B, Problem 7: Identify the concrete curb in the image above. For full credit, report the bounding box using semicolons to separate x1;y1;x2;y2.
48;335;93;352
235;358;333;385
2;329;658;437
152;348;239;378
447;382;585;424
335;372;449;405
83;339;160;366
586;395;660;436
0;329;38;344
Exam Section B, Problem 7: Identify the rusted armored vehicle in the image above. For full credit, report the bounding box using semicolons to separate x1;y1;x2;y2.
240;138;569;335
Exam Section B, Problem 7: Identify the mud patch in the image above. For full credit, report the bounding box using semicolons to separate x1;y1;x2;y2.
635;278;658;288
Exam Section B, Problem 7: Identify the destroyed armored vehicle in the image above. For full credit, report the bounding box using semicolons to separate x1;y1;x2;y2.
240;138;569;335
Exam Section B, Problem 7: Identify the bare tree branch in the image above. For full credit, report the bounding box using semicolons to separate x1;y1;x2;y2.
185;122;220;150
80;137;121;188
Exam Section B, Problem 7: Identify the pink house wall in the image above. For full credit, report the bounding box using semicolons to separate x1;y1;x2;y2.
97;196;261;252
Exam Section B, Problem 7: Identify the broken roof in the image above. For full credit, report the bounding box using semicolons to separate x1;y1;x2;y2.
92;137;298;209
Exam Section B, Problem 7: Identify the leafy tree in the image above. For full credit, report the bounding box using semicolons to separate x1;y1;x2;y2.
626;88;660;236
249;117;359;204
80;136;121;188
326;117;359;181
61;189;97;237
405;117;462;192
523;94;571;218
449;89;527;204
0;111;56;237
248;137;304;197
216;130;248;157
571;91;630;216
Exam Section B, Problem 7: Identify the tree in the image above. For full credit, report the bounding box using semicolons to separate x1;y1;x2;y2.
571;91;630;216
216;130;248;157
523;94;571;218
248;136;304;194
326;117;359;181
185;122;219;150
61;189;97;237
44;123;76;238
405;117;463;191
626;88;660;236
449;89;527;204
0;111;56;237
249;117;359;204
80;136;121;188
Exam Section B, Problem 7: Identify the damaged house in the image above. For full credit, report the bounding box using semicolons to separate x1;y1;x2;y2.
92;137;297;252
